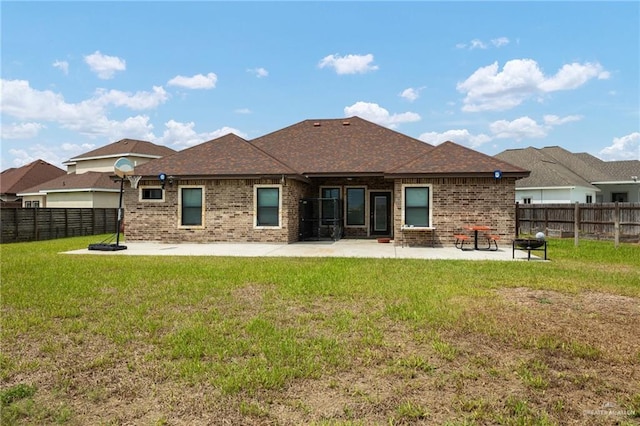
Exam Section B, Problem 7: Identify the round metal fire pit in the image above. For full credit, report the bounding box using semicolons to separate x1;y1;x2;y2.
513;238;545;250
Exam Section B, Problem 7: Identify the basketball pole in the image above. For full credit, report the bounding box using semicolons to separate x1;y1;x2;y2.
115;177;124;247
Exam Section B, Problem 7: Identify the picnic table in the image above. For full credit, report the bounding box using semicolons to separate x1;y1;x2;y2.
464;225;491;250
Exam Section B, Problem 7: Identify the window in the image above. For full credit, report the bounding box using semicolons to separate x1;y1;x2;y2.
404;186;429;227
256;186;280;227
321;187;340;225
180;187;203;227
346;187;365;226
32;201;40;208
586;195;593;204
612;192;628;202
522;197;532;204
141;187;164;201
25;201;31;208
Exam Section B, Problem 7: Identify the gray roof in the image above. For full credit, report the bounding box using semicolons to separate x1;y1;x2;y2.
495;146;640;188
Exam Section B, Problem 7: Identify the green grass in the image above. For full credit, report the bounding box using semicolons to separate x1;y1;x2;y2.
1;235;639;424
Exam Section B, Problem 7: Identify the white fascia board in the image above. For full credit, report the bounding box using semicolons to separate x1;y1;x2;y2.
516;186;575;190
42;188;121;194
68;153;162;162
592;180;637;185
15;191;44;196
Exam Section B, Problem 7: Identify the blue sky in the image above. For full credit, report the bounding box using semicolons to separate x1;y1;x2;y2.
2;1;639;171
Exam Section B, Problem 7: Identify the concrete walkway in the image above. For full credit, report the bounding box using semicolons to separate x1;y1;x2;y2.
65;239;546;261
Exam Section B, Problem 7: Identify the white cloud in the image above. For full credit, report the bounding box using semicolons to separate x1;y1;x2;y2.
542;114;582;126
491;37;510;47
248;67;268;78
1;122;44;139
489;116;547;140
93;86;168;110
470;39;487;50
167;73;217;89
598;132;640;161
418;129;491;148
0;79;157;140
538;62;610;92
84;51;126;79
456;37;509;50
457;59;609;112
344;102;420;129
489;114;582;140
318;53;379;75
157;120;247;148
234;108;251;114
399;87;425;102
52;60;69;75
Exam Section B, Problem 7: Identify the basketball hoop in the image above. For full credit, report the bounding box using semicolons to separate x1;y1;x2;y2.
127;175;142;189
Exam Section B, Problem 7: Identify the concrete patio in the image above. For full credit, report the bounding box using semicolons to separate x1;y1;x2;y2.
65;239;547;261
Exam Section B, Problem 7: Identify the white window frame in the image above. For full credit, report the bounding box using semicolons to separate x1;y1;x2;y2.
344;186;367;228
401;183;433;229
522;197;532;204
139;185;165;202
254;184;283;229
178;185;205;229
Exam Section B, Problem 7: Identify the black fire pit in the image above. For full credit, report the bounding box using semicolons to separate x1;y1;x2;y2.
512;238;547;260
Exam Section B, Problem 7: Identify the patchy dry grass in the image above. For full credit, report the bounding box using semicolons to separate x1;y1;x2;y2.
1;236;639;425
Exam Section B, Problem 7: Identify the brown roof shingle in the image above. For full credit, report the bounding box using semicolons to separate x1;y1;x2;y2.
68;139;176;161
132;133;299;177
1;160;66;195
18;172;120;195
251;117;435;175
390;141;529;176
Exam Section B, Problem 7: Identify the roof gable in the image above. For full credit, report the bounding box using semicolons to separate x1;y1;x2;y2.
495;146;638;187
68;139;176;162
18;172;120;195
390;141;529;176
132;133;299;177
250;117;434;174
1;160;66;195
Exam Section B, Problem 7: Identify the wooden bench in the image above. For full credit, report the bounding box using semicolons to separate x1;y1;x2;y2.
454;234;471;250
485;234;500;251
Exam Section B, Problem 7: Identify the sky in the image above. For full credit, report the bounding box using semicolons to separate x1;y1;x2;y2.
1;1;639;171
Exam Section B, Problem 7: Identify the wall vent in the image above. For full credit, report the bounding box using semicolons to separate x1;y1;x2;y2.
313;122;321;127
342;121;350;126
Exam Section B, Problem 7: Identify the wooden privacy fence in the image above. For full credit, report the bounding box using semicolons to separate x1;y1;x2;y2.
1;208;119;244
516;202;640;243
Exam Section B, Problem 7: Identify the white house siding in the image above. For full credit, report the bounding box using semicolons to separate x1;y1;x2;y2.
516;186;597;204
45;191;119;208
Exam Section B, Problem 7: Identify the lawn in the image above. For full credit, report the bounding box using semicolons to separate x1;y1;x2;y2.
1;236;639;425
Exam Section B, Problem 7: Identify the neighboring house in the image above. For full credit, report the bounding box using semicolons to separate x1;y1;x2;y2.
0;160;66;207
495;146;640;204
18;139;176;208
125;117;529;246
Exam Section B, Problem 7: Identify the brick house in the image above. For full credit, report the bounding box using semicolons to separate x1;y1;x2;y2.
125;117;529;246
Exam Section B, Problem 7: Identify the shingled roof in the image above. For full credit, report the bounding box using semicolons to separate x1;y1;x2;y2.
495;146;639;187
1;160;66;196
389;141;529;177
133;133;299;178
66;139;176;162
18;172;121;195
250;117;434;175
131;117;531;179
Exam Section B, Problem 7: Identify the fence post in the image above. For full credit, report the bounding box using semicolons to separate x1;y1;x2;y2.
614;202;620;248
574;202;580;247
33;208;39;241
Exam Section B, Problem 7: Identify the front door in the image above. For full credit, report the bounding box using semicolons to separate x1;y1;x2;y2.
370;192;391;236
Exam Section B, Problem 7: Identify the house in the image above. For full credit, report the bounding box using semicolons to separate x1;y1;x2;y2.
125;117;529;246
18;139;176;208
0;160;66;208
495;146;640;204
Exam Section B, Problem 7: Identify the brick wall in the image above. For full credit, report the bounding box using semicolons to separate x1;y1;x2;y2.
124;177;308;243
394;177;517;247
124;175;517;246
